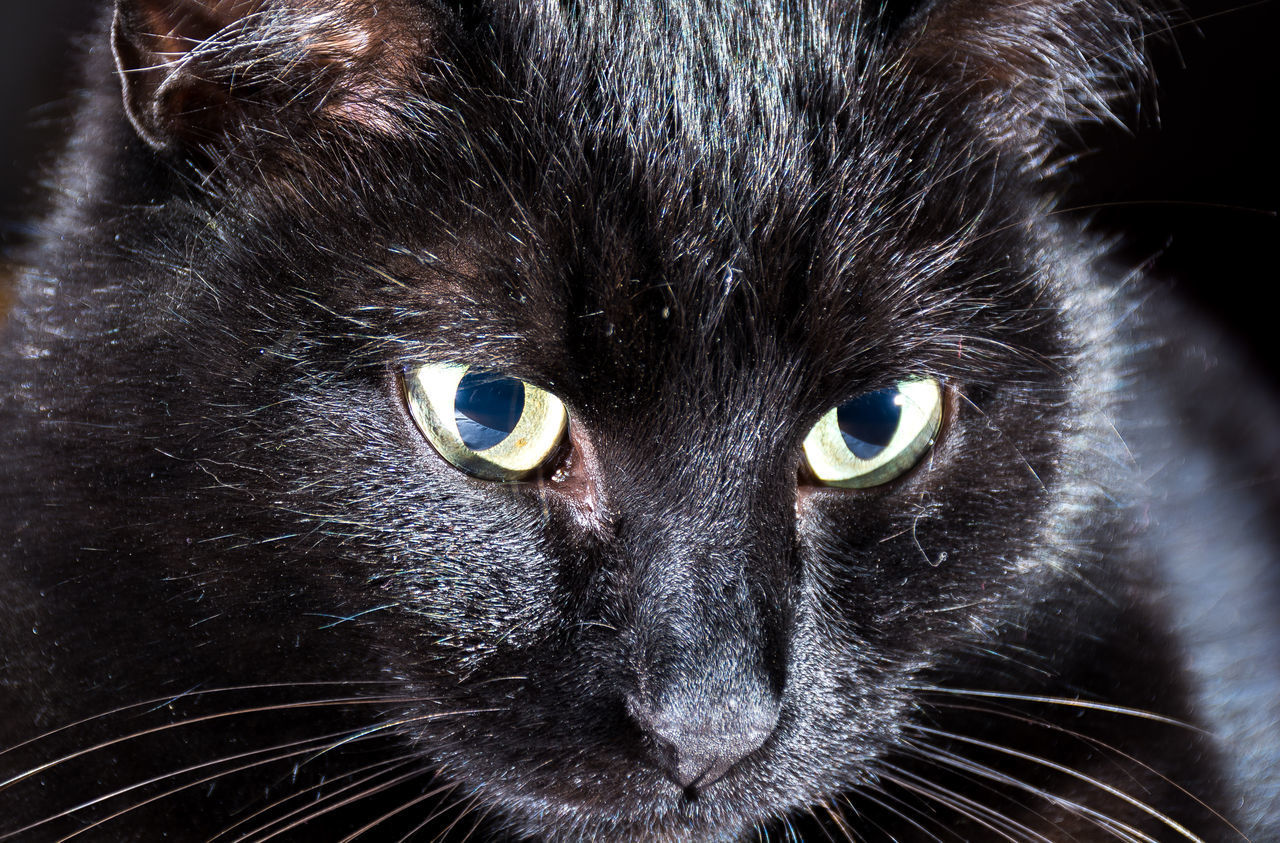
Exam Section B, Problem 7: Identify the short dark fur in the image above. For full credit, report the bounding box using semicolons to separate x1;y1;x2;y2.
2;0;1277;840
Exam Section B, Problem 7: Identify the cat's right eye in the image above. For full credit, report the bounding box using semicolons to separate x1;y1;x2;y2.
403;363;568;482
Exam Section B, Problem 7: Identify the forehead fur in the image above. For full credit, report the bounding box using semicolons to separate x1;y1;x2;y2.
409;0;1036;366
139;0;1141;395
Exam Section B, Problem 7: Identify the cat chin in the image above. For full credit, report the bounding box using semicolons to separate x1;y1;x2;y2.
462;776;781;843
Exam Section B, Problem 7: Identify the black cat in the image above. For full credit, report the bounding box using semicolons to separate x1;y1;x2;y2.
2;0;1277;840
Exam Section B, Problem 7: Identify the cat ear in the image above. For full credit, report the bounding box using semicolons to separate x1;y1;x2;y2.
898;0;1152;164
112;0;434;151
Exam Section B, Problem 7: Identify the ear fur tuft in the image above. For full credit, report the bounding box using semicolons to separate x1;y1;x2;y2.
112;0;437;152
899;0;1154;166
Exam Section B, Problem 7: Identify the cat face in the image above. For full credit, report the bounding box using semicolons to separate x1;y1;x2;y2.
4;0;1233;840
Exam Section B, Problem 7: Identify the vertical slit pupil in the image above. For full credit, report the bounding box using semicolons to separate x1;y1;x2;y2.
454;371;525;451
837;388;902;460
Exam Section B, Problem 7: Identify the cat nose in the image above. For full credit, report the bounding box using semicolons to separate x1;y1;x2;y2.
626;692;779;789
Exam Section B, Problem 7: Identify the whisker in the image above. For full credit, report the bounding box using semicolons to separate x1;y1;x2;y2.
802;800;845;842
5;705;493;841
425;791;493;843
808;798;860;843
837;791;908;843
402;795;480;843
64;700;487;843
908;685;1200;730
12;729;375;842
917;698;1246;837
897;737;1098;837
905;741;1154;842
244;765;440;842
773;811;801;843
878;771;1033;841
211;755;417;841
907;724;1208;840
0;681;408;764
903;734;1178;842
339;780;465;842
841;785;954;842
876;760;1055;842
815;798;860;843
0;692;447;792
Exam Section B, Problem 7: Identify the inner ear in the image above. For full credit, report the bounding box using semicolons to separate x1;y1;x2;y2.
112;0;437;153
112;0;257;150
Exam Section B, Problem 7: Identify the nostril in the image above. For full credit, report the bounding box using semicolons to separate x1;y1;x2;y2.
626;693;779;790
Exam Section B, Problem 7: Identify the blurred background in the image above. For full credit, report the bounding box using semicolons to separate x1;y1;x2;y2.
1;0;1276;372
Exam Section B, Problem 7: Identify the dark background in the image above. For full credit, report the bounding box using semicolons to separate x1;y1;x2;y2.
2;0;1276;372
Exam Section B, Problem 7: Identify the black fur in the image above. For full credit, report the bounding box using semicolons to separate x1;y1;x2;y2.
1;0;1276;840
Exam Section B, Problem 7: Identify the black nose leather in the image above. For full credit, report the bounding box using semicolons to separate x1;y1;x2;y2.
628;693;779;789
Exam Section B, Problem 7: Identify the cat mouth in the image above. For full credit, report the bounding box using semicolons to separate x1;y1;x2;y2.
413;686;885;841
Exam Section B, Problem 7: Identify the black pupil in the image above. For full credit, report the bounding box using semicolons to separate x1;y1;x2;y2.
454;371;525;451
836;387;902;460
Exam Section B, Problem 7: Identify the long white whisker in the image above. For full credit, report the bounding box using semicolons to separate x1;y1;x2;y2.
888;732;1077;836
841;786;954;842
0;693;448;792
424;792;494;843
19;730;371;843
245;765;440;842
901;726;1187;839
918;698;1247;837
877;760;1055;842
879;771;1033;841
0;681;413;764
837;791;910;843
339;780;465;842
212;755;416;841
814;798;861;843
908;685;1198;730
5;706;492;841
905;740;1153;842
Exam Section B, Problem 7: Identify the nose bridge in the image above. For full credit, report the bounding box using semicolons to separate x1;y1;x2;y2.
632;541;769;693
616;466;795;788
624;470;791;679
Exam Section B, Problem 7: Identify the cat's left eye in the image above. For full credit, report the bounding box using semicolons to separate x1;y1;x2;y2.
403;363;568;482
802;378;943;488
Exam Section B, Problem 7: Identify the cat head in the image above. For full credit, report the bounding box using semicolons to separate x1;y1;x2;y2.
58;0;1154;835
